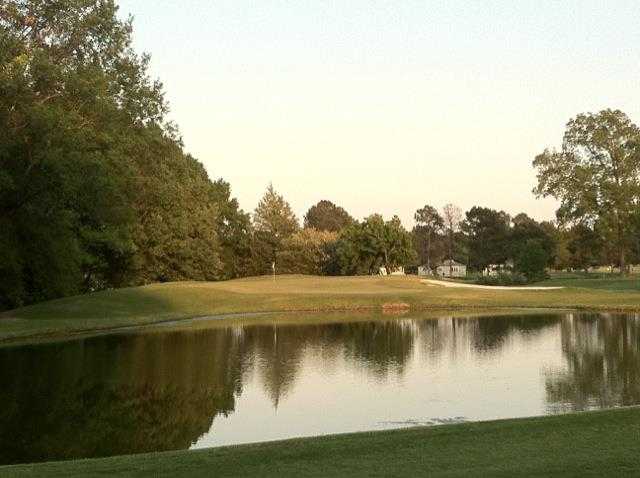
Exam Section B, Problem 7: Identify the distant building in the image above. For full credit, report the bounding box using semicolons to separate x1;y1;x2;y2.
436;259;467;278
380;266;406;276
417;265;431;277
483;260;514;277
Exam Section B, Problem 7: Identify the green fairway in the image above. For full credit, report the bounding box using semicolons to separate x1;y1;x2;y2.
3;274;640;345
538;272;640;291
2;407;639;477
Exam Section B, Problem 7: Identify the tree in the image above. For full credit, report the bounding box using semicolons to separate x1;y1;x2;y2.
413;205;444;271
462;207;511;271
0;0;157;306
333;215;416;275
514;240;549;282
252;184;299;274
566;224;602;271
211;179;252;279
303;200;354;232
509;214;556;267
533;109;640;272
0;1;234;308
278;229;338;275
442;204;463;273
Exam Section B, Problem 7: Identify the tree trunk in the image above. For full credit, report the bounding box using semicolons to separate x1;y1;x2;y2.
426;231;431;272
616;212;627;275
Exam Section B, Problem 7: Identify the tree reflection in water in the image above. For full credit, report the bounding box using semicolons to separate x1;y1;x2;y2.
545;313;640;412
1;311;638;465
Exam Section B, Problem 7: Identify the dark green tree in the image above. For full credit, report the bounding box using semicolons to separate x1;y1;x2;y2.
509;214;556;266
462;207;511;271
413;205;444;271
0;1;234;308
211;179;252;279
513;239;549;281
303;200;354;232
333;215;416;275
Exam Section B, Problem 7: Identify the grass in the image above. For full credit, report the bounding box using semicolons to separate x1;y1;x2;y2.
2;274;640;345
538;272;640;291
2;407;640;477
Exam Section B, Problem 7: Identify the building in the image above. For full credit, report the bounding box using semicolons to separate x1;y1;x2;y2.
436;259;467;278
417;265;431;277
483;260;514;277
379;266;406;276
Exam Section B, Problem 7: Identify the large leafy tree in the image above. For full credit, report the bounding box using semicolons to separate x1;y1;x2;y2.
211;179;252;279
413;205;443;271
278;228;338;275
533;109;640;272
333;215;416;275
252;184;299;274
0;0;151;306
303;200;354;232
565;224;602;271
461;207;511;271
0;1;233;308
508;214;556;267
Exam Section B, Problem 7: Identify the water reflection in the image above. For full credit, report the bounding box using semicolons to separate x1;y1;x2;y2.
544;313;640;412
1;311;639;465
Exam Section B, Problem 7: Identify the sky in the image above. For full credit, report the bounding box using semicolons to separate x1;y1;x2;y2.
116;0;640;227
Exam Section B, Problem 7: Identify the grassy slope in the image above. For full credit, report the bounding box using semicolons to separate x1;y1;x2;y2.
2;274;640;344
3;407;640;477
539;273;640;291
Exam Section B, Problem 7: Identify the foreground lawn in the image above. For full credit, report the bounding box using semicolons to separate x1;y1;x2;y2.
3;274;640;344
3;407;640;477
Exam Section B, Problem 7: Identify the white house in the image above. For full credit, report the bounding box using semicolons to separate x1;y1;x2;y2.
483;260;514;277
380;266;406;276
436;259;467;278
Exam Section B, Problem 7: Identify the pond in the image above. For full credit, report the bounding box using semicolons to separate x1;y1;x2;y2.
2;310;640;465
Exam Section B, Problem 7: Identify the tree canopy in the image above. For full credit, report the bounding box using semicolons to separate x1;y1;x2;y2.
462;207;511;271
333;215;415;275
533;109;640;271
0;0;244;308
303;200;354;232
252;184;299;274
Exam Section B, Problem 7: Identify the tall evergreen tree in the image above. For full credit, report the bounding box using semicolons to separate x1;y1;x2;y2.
252;184;299;274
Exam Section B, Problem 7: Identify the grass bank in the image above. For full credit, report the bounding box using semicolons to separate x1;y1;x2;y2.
3;407;640;477
2;274;640;344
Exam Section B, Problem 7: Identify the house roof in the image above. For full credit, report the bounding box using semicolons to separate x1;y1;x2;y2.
439;259;465;267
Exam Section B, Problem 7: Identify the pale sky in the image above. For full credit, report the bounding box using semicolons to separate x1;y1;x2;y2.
117;0;640;227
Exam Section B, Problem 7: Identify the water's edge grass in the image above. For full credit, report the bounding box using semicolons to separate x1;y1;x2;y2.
3;407;639;477
3;274;640;346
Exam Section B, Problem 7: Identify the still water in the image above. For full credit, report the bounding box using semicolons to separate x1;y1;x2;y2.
2;311;640;465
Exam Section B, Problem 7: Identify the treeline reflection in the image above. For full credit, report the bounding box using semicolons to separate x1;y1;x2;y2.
1;312;639;465
544;313;640;412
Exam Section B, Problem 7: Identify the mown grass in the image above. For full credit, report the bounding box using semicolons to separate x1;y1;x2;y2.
538;272;640;291
3;407;640;477
2;274;640;344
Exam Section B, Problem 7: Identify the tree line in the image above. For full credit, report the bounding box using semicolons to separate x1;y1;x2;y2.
2;1;640;310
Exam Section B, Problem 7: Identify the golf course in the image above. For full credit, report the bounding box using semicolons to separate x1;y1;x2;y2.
2;274;640;345
2;274;640;476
